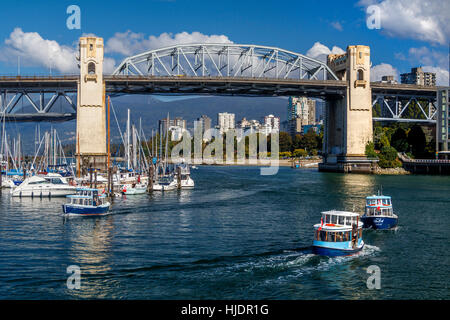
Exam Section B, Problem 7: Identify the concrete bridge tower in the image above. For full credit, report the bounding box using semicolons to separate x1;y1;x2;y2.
76;37;107;172
319;45;375;173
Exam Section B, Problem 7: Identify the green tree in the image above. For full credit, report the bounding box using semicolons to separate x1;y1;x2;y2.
293;148;308;158
279;132;292;152
365;141;378;159
302;129;319;154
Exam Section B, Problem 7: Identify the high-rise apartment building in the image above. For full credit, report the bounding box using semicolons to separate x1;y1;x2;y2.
158;117;186;135
217;112;235;134
401;67;436;86
287;97;316;136
194;115;212;141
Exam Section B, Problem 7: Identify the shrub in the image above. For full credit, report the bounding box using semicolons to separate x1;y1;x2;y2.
293;149;308;158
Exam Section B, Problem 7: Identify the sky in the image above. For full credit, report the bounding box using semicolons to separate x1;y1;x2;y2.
0;0;448;85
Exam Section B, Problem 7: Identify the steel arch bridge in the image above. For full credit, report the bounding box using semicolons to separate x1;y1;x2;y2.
113;43;339;81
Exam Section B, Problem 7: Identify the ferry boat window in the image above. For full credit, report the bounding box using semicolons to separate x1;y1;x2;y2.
331;215;337;224
335;232;343;242
319;231;327;241
329;232;336;242
344;231;350;241
325;215;330;223
382;199;389;205
338;216;344;225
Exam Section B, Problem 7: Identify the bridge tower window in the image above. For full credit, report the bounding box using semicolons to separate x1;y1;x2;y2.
357;69;364;81
88;62;96;75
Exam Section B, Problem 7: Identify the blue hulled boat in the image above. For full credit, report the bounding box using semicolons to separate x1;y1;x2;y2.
313;211;364;256
361;194;398;230
62;188;110;216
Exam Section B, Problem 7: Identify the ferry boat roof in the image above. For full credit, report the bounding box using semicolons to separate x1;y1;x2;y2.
366;195;391;200
321;210;360;217
67;195;92;199
313;223;354;231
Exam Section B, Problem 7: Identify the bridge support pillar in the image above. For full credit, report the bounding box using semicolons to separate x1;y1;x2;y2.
319;45;375;173
76;37;107;174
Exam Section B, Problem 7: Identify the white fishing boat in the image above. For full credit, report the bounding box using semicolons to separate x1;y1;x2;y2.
11;174;76;197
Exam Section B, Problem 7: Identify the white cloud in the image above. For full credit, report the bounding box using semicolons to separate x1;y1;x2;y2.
330;21;343;31
0;28;117;74
422;66;449;86
359;0;450;45
106;31;233;56
2;28;78;73
306;42;345;62
370;63;399;82
406;47;448;70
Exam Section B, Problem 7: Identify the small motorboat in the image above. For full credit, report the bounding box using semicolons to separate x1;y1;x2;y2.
361;194;398;230
11;174;76;197
62;188;110;216
122;183;147;195
313;210;364;256
153;175;177;191
176;163;195;189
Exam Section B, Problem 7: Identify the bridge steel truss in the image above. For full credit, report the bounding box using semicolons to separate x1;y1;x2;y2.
371;84;438;124
0;76;77;122
113;44;340;81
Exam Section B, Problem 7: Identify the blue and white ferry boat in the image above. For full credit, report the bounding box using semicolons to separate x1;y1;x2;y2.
313;211;364;256
361;194;398;230
62;188;110;216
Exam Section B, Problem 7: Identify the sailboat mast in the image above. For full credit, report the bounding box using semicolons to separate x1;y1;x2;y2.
127;108;131;170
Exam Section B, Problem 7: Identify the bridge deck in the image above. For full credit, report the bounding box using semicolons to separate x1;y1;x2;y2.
0;75;439;97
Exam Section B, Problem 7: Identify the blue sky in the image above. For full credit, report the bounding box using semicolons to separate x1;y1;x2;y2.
0;0;448;84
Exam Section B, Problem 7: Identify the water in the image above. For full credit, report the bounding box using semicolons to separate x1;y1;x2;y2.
0;166;449;299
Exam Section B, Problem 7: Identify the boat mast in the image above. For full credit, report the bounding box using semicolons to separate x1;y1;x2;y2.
127;108;131;170
164;113;169;174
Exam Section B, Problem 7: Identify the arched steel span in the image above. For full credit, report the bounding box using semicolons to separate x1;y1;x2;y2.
113;43;339;81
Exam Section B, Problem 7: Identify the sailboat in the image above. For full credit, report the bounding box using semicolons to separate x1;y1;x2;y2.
153;113;177;191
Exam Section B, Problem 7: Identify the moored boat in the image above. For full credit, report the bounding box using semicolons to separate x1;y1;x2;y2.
361;194;398;230
313;210;364;256
153;175;177;191
62;188;110;216
122;183;147;195
11;174;76;197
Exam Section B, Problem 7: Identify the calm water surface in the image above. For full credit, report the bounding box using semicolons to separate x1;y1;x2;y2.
0;166;449;299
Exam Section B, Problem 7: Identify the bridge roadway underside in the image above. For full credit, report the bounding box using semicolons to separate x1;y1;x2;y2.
0;76;438;121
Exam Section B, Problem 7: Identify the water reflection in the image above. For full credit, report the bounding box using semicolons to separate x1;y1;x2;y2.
63;216;115;298
320;173;378;213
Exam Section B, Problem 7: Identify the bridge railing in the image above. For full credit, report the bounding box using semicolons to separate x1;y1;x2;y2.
402;159;450;164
